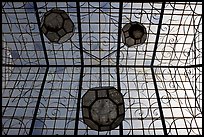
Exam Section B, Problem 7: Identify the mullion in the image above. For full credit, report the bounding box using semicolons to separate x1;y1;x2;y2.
129;3;133;21
142;2;154;69
3;22;201;28
108;2;111;87
4;104;201;109
23;3;40;65
3;64;203;68
3;126;201;130
142;67;157;135
74;1;84;135
3;31;199;36
151;67;167;135
150;2;165;66
2;1;202;135
116;2;123;135
3;49;199;52
3;2;200;9
193;12;197;117
17;67;41;135
99;2;102;87
28;66;49;135
33;2;49;66
42;70;57;135
62;2;76;134
131;3;138;67
88;2;93;67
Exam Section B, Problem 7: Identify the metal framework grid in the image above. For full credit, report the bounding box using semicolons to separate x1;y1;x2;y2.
1;2;202;135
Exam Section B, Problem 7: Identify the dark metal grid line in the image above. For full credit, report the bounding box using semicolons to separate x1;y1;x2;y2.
3;11;202;16
2;2;200;9
193;13;197;117
142;3;154;67
151;67;167;135
131;3;141;67
116;2;123;135
3;31;201;36
142;67;157;135
23;3;40;65
33;2;49;66
99;2;102;87
17;67;42;135
74;2;84;135
123;4;134;132
63;67;77;135
29;67;49;135
3;64;203;68
2;2;202;135
151;2;166;66
38;69;58;134
87;2;93;66
107;3;111;87
3;104;201;109
3;22;202;27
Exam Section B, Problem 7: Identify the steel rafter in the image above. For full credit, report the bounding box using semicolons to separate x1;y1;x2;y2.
116;2;124;135
151;2;166;66
33;2;49;66
29;67;49;135
74;2;84;135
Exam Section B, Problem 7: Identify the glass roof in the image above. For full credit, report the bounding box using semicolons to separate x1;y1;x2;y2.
2;2;202;135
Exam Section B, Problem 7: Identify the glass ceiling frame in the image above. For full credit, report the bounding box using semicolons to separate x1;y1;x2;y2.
2;2;202;135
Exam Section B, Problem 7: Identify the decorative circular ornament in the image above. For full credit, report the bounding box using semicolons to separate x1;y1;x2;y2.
122;21;147;47
82;87;125;131
40;8;74;44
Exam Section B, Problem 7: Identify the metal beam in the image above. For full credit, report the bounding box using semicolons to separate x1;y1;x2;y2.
151;67;167;135
151;2;166;66
116;2;124;135
33;2;49;66
3;64;203;68
29;67;49;135
74;2;84;135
